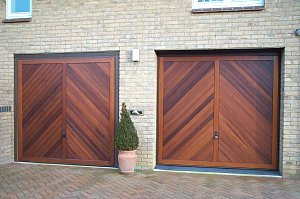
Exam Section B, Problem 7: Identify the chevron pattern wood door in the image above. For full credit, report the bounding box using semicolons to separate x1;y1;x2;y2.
158;55;279;170
158;57;216;165
218;58;278;169
18;58;115;166
66;60;114;166
19;62;63;160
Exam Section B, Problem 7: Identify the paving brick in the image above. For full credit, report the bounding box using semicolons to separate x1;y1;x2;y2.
0;163;299;199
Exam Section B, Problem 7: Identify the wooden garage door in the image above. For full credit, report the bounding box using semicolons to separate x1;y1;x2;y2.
18;58;115;166
158;54;279;170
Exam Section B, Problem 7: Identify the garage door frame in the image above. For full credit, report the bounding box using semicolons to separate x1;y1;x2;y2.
14;51;119;167
156;49;280;170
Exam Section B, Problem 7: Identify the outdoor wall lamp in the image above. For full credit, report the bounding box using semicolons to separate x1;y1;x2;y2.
132;49;140;62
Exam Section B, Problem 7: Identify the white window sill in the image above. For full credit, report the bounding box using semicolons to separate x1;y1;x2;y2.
192;5;264;13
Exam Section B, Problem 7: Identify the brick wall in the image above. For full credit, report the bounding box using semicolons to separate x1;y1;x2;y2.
0;0;299;178
0;111;14;164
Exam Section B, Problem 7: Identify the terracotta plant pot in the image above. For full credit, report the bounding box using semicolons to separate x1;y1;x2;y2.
118;150;137;174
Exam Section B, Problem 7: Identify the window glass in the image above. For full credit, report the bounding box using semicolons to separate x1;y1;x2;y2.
11;0;31;13
6;0;32;19
198;0;223;2
193;0;264;9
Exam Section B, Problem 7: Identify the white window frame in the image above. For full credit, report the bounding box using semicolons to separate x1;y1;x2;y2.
192;0;264;9
6;0;32;19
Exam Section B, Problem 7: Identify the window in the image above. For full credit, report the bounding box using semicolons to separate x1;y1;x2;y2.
192;0;264;10
6;0;32;19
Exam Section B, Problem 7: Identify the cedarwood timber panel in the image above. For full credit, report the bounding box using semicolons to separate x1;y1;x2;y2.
19;62;63;160
18;58;115;166
218;58;278;169
213;60;220;162
158;54;279;170
158;57;215;164
66;60;115;165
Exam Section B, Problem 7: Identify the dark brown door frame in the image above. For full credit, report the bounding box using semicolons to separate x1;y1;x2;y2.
14;51;119;167
156;49;281;170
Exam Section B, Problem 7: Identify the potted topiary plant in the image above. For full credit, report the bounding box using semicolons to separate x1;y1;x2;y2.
115;102;139;174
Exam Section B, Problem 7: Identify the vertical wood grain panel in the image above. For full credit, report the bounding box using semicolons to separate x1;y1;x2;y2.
17;61;23;161
62;63;67;159
213;60;220;162
109;58;115;165
158;57;165;163
272;56;279;169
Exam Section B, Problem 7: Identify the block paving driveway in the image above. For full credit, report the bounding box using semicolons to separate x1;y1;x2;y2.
0;163;299;198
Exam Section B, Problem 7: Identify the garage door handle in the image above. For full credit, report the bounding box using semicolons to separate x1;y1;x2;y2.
61;130;67;138
214;131;218;139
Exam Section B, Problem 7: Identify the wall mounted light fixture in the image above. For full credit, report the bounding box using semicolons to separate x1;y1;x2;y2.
296;29;300;36
132;49;139;62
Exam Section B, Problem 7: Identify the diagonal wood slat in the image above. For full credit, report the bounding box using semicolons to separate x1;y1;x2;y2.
158;55;278;170
22;63;63;159
160;59;215;163
218;60;274;165
66;62;112;163
19;58;115;167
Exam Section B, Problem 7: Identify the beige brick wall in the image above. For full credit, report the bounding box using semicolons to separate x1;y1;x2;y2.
0;112;14;164
0;0;299;178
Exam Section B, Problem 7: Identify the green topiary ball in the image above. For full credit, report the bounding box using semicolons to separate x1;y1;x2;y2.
115;102;139;151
